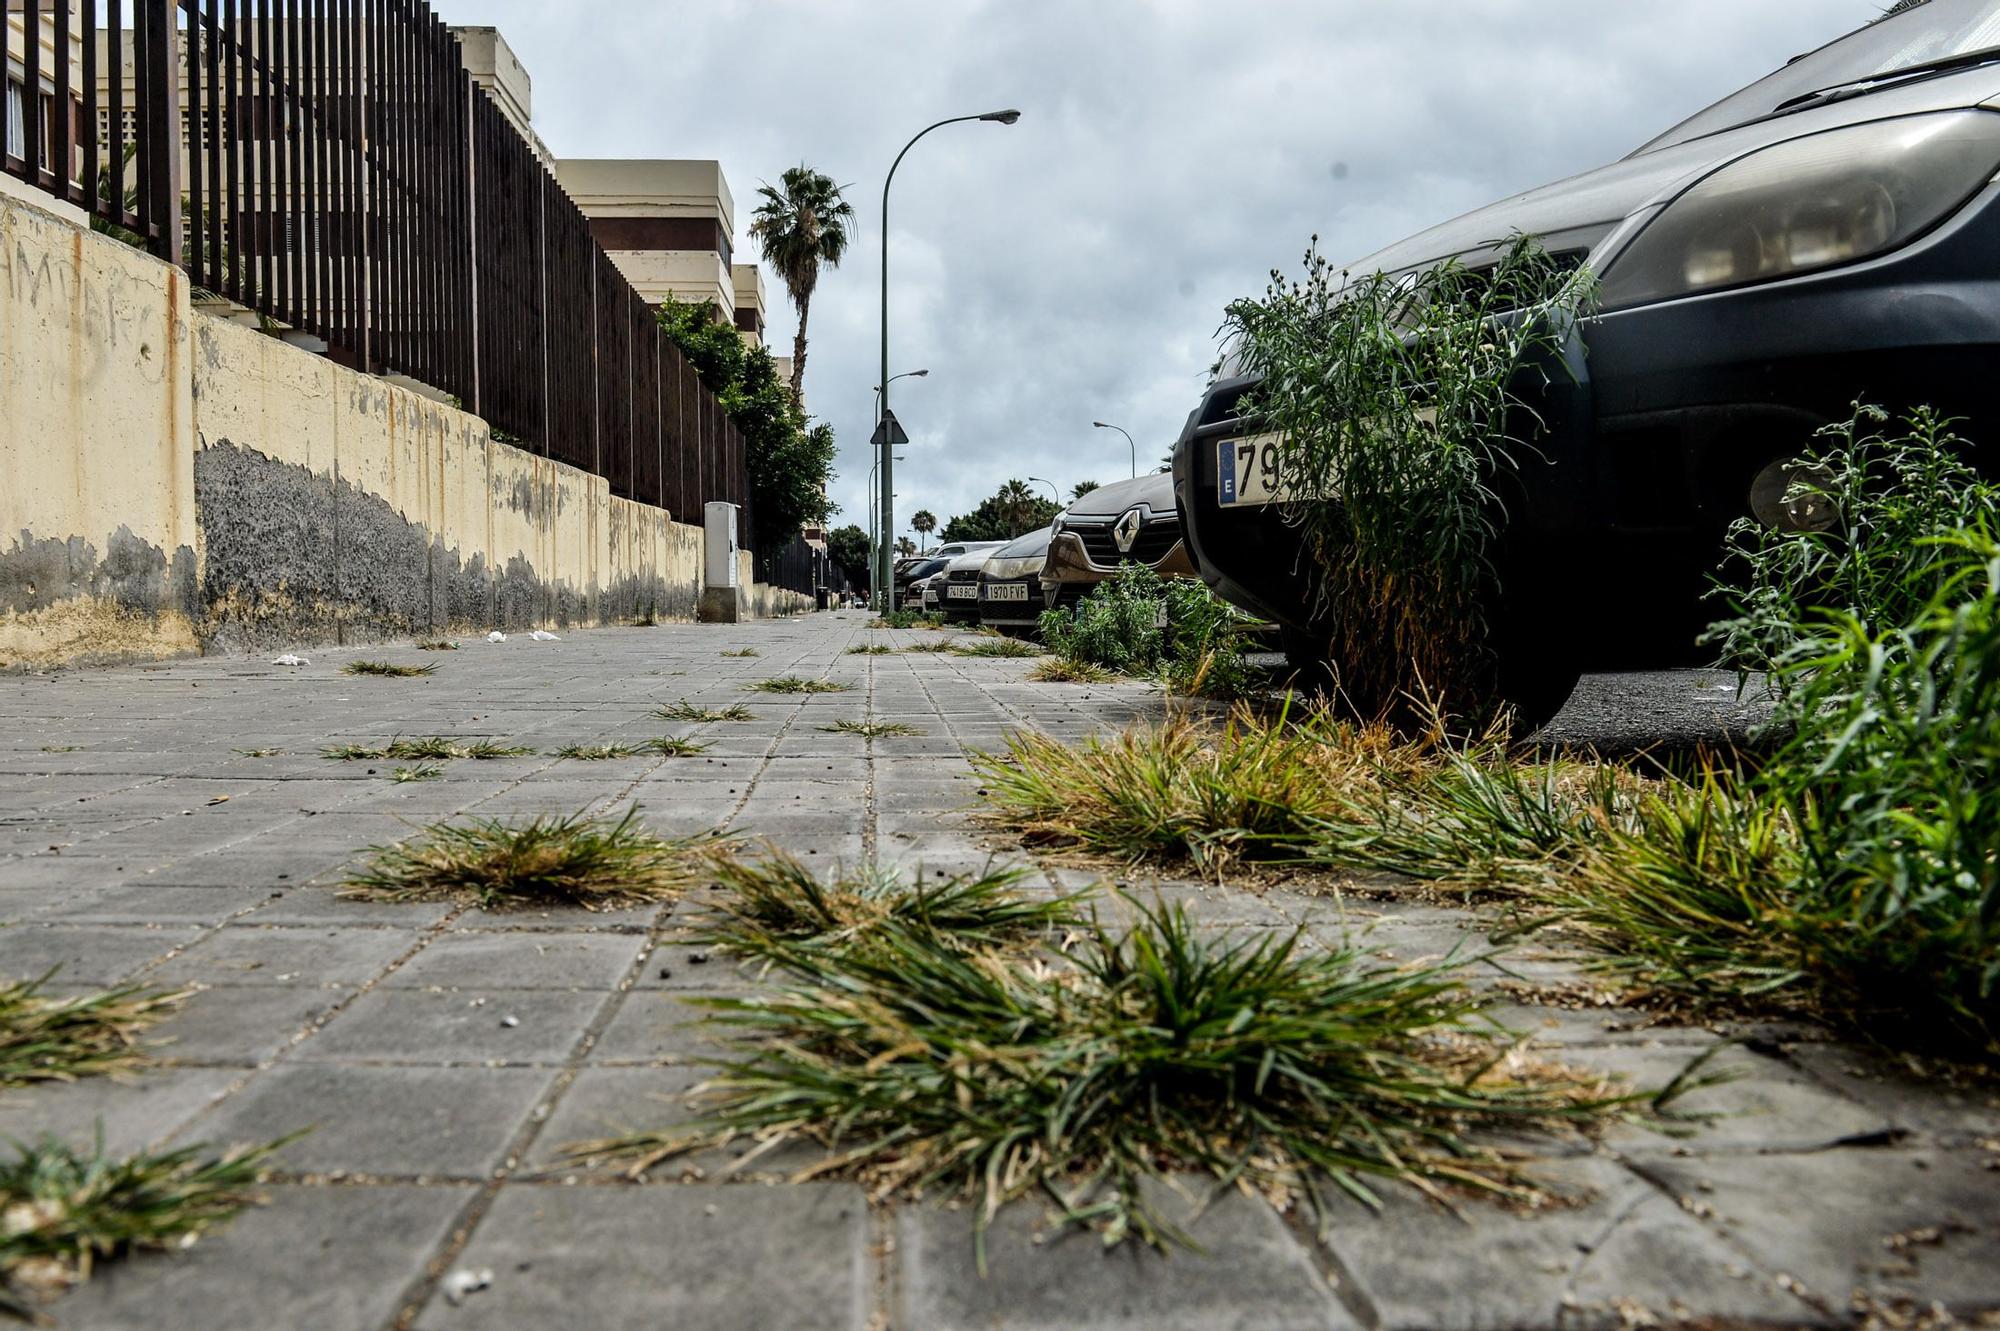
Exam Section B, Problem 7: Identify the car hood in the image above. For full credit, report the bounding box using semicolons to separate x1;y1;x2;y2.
993;526;1053;560
1062;471;1175;521
1348;66;2000;276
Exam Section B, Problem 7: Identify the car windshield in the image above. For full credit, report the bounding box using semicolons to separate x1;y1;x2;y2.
1636;0;2000;153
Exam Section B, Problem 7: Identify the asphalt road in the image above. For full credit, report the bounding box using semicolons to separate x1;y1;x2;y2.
1538;668;1776;752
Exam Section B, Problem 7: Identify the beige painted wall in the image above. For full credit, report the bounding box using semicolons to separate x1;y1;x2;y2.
0;190;810;669
0;188;198;667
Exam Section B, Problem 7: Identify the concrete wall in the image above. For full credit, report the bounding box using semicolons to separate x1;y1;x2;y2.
0;191;810;670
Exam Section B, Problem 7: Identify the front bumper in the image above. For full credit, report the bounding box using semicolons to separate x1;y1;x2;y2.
1039;529;1198;610
978;575;1049;628
1174;185;2000;668
940;579;984;623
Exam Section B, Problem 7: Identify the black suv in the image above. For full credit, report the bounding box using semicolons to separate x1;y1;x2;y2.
1174;0;2000;721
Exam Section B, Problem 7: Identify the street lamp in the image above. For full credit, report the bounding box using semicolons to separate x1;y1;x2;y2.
868;370;927;608
1027;476;1061;506
1092;421;1136;479
879;107;1022;610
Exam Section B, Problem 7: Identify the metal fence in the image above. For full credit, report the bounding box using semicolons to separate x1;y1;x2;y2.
755;532;831;598
1;0;750;526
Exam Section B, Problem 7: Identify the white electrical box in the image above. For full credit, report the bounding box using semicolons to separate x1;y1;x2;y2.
704;502;740;589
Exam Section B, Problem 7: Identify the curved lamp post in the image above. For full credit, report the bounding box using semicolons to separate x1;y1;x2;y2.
879;108;1021;610
1027;475;1061;506
1092;421;1136;479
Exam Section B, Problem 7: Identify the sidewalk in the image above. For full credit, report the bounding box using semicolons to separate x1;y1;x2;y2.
0;612;1992;1330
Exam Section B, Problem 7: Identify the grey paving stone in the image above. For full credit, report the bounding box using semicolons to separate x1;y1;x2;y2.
386;930;648;991
149;982;348;1064
588;989;733;1064
52;1183;473;1331
0;921;206;984
1632;1147;2000;1314
1785;1041;2000;1147
896;1179;1353;1331
1583;1044;1895;1152
187;1063;556;1178
0;1067;242;1155
149;923;421;988
1318;1155;1814;1330
525;1064;705;1171
298;985;606;1064
414;1181;871;1331
35;881;269;925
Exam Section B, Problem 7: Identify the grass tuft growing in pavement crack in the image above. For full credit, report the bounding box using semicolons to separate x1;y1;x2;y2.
0;975;185;1090
340;806;733;910
554;743;644;761
461;740;535;760
846;644;897;655
819;720;922;739
749;676;850;695
0;1133;288;1316
388;764;444;784
572;897;1660;1259
656;701;754;723
642;737;712;758
721;647;762;658
414;639;459;651
340;660;435;678
703;851;1082;967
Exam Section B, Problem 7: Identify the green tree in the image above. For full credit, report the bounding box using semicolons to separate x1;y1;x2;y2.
659;295;836;551
749;165;856;408
911;509;937;550
1070;480;1100;499
896;536;917;557
938;482;1061;543
826;524;871;592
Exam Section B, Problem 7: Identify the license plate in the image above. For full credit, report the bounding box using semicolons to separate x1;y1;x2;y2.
1217;433;1291;508
947;584;978;600
984;582;1028;602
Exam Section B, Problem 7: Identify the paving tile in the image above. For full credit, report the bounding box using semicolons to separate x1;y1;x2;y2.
896;1179;1353;1330
53;1183;472;1331
0;922;206;984
188;1063;556;1178
386;930;648;991
298;986;606;1064
413;1181;870;1330
149;982;350;1064
0;1067;242;1155
149;923;421;988
1632;1147;2000;1314
1318;1155;1814;1330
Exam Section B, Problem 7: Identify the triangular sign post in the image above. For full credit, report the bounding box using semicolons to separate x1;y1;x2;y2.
870;410;909;451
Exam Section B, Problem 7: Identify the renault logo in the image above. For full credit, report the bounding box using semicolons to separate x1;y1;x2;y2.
1113;507;1145;555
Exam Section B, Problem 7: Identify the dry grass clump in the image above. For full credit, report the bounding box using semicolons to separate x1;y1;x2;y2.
415;639;458;651
952;638;1041;658
321;736;532;762
901;639;960;654
0;977;184;1089
1026;658;1115;683
656;701;755;723
749;677;850;695
703;850;1082;967
340;660;435;678
571;898;1669;1259
388;764;443;784
461;740;535;759
846;644;897;655
972;700;1422;877
721;647;762;658
820;720;922;739
0;1134;285;1315
341;807;732;910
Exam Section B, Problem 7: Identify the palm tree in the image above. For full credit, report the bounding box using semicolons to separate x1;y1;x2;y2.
910;509;937;551
896;536;917;557
996;479;1037;536
1070;480;1100;499
748;165;856;408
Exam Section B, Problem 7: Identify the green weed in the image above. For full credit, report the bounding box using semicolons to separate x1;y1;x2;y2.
0;976;184;1090
340;660;435;678
749;677;850;695
656;701;755;723
819;720;922;738
554;743;645;761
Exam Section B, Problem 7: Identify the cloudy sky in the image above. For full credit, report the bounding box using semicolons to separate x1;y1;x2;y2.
432;0;1882;539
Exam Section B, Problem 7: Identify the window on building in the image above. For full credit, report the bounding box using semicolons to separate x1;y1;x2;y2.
4;79;24;163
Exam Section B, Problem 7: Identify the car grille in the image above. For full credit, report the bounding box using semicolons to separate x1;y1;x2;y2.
1070;517;1179;567
947;568;979;584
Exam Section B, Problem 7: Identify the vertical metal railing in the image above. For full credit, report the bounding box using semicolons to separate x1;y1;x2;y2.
1;0;754;541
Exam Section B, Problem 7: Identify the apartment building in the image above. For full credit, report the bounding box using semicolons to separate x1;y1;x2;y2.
2;1;87;226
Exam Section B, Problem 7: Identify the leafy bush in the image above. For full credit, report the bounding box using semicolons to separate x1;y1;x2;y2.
1223;236;1594;719
1706;404;1999;683
1038;565;1258;698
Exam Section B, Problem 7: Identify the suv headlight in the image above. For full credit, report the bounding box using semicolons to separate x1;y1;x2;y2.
1599;110;2000;310
985;555;1045;581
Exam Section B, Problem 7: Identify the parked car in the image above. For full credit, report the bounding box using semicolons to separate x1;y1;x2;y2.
894;554;953;603
1174;0;2000;723
937;544;1008;624
1040;472;1197;611
977;526;1055;634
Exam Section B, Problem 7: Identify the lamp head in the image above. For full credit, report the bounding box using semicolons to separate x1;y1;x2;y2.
981;109;1023;125
1092;421;1110;429
911;368;930;377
